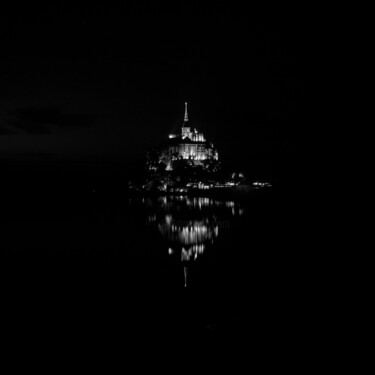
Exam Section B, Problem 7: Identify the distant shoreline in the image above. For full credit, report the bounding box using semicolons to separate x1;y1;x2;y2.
128;185;273;201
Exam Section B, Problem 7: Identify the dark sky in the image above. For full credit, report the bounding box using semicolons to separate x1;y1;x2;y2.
0;2;310;175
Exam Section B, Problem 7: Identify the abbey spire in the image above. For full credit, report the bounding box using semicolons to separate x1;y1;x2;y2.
184;102;189;123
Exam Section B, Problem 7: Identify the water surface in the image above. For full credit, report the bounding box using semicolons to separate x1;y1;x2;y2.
2;189;299;368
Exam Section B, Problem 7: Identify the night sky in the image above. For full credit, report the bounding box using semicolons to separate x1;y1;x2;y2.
1;4;314;357
0;2;310;183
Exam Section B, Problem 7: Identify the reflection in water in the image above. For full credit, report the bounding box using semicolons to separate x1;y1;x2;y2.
184;267;188;288
159;220;217;246
130;196;244;287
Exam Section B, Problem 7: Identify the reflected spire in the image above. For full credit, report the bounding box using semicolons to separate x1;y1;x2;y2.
184;266;188;288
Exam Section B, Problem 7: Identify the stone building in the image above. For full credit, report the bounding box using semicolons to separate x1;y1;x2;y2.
157;103;218;171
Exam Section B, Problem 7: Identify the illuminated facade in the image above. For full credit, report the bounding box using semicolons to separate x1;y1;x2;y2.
164;102;218;170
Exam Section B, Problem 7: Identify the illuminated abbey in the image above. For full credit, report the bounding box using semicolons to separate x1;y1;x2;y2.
131;102;267;193
159;102;219;171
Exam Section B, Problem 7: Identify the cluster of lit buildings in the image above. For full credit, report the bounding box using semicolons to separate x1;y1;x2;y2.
160;102;219;170
136;102;273;193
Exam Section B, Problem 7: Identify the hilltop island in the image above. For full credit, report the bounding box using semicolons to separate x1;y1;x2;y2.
129;103;271;196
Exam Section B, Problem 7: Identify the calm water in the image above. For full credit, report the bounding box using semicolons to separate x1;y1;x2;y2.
2;189;305;370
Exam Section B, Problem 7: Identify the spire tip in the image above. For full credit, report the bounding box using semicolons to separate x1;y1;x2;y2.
184;102;189;122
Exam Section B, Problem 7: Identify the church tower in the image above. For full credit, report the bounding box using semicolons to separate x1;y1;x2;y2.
184;101;189;123
181;102;191;139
